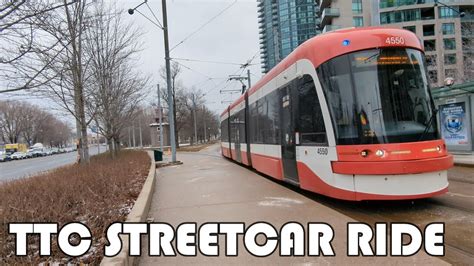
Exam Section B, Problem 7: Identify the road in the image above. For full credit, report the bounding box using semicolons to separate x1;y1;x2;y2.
0;146;105;182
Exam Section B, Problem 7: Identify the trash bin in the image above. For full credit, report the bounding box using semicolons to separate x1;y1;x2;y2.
154;150;163;161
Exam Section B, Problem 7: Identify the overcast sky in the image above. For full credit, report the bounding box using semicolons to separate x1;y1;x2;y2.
121;0;263;113
1;0;263;122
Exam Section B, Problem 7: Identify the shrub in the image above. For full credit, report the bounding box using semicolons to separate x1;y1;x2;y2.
0;150;150;264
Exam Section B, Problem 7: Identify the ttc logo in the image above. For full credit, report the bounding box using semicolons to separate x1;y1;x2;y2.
445;115;463;133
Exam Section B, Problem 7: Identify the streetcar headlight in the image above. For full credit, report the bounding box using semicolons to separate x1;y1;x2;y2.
436;145;442;152
375;149;385;157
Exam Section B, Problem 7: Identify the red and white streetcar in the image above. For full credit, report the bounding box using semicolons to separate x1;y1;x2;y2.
220;27;453;201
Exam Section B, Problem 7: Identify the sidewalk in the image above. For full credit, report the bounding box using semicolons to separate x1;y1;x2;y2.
453;153;474;166
139;145;447;265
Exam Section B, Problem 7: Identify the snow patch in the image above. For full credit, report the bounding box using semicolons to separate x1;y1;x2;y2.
258;197;304;208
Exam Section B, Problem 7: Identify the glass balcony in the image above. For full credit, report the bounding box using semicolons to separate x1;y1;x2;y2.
321;8;340;26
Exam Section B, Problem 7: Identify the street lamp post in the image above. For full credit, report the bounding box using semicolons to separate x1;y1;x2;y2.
129;0;177;162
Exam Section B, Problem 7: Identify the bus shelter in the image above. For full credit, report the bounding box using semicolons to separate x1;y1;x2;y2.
432;81;474;154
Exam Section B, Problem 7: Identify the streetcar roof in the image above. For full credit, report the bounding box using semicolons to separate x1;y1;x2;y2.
221;27;423;117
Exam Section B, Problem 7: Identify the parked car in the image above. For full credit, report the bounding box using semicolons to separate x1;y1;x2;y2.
11;152;26;160
0;153;11;162
29;149;44;157
26;151;34;158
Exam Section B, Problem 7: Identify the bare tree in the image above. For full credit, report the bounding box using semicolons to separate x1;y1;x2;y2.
85;1;147;157
0;101;27;143
0;0;78;92
0;100;71;146
19;0;93;163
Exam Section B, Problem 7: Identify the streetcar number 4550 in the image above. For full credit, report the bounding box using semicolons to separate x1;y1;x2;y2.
385;36;405;45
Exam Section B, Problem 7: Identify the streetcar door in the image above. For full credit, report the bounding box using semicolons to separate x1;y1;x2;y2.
280;86;299;184
234;116;242;163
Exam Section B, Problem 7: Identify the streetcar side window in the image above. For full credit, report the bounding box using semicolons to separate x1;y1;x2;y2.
249;101;261;144
249;91;281;145
264;90;280;145
297;75;327;145
221;118;229;143
238;109;246;144
229;115;236;144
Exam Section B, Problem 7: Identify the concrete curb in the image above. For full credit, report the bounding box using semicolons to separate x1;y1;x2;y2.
454;162;474;168
100;151;156;266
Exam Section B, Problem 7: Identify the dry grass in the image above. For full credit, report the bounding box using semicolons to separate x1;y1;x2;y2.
0;150;150;264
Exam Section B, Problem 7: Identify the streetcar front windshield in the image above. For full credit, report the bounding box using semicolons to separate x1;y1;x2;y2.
317;48;438;145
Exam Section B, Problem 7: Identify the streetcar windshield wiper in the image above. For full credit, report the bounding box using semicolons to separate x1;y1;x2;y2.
363;51;380;63
418;108;438;141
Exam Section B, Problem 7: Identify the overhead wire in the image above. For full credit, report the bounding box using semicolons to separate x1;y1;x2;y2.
171;57;250;66
170;0;238;52
135;9;163;30
171;60;217;82
145;2;163;29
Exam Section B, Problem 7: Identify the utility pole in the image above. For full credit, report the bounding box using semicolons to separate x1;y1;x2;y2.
157;84;164;152
162;0;177;162
128;0;177;162
139;116;143;148
128;127;131;148
192;93;198;144
96;120;100;154
203;106;207;143
132;123;136;148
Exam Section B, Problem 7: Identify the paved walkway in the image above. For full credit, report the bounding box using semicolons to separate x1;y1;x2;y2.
139;145;447;265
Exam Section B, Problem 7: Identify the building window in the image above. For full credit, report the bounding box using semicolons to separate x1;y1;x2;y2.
428;70;438;84
439;6;458;18
424;40;436;51
403;25;416;33
352;0;362;14
380;0;432;9
426;54;437;66
442;23;455;35
445;69;457;79
420;8;435;20
380;9;421;24
444;54;457;65
444;38;456;50
353;17;364;27
423;24;435;36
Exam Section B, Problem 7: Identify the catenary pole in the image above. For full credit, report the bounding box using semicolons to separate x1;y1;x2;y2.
157;84;164;152
193;93;198;144
162;0;177;162
132;122;136;148
139;116;143;148
203;106;207;142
